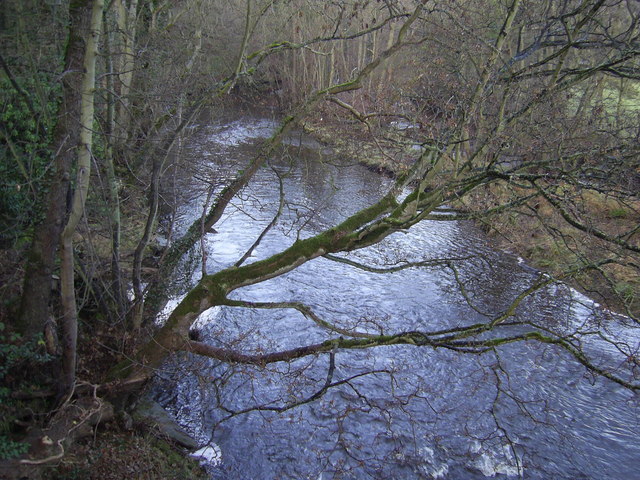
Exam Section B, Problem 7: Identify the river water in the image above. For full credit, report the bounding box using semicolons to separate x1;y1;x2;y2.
150;114;639;479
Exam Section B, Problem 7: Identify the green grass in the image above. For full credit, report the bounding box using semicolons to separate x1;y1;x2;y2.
608;207;630;219
567;79;640;123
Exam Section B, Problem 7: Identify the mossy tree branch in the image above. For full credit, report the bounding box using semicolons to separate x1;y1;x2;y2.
182;327;639;391
141;1;429;323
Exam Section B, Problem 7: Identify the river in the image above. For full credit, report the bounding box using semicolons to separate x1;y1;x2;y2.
150;113;639;480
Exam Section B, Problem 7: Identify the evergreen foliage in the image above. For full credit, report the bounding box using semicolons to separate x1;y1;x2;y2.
0;75;60;246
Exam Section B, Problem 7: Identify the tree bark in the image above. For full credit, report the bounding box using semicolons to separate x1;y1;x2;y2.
18;0;94;338
59;0;104;398
103;10;126;319
114;0;139;140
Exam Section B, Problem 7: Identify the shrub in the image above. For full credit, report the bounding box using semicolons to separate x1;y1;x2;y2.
0;74;60;246
0;322;50;459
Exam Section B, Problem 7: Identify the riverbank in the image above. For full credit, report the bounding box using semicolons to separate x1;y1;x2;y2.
2;105;636;479
0;315;208;480
38;428;207;480
301;115;639;318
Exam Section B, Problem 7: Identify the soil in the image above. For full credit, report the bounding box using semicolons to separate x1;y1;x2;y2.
40;427;207;480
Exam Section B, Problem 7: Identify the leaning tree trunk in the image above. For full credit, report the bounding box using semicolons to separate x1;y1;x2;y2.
59;0;104;399
137;1;428;328
110;3;428;385
129;25;205;330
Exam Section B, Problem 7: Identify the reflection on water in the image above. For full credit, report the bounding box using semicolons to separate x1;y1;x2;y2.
151;115;639;480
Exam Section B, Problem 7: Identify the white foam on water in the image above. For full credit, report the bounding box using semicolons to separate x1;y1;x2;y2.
191;306;222;330
471;441;523;478
416;446;449;479
209;118;278;147
190;443;223;467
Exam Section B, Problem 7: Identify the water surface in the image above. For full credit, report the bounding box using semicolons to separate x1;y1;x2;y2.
151;114;639;480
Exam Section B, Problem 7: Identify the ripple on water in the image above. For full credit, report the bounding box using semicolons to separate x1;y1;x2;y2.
151;117;640;480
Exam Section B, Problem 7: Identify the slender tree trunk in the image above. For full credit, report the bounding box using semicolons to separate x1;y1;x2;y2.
59;0;104;398
328;45;335;87
18;0;93;338
130;149;162;330
115;0;138;140
367;29;378;96
457;0;522;171
104;11;126;319
615;77;626;130
377;23;396;104
226;0;251;92
573;75;604;120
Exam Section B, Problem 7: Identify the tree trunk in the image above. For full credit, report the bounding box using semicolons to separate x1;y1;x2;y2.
110;3;429;382
59;0;104;398
114;0;138;140
377;22;397;100
113;192;402;384
103;11;126;320
18;0;94;338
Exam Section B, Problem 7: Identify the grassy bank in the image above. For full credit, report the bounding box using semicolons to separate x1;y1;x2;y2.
460;182;639;316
